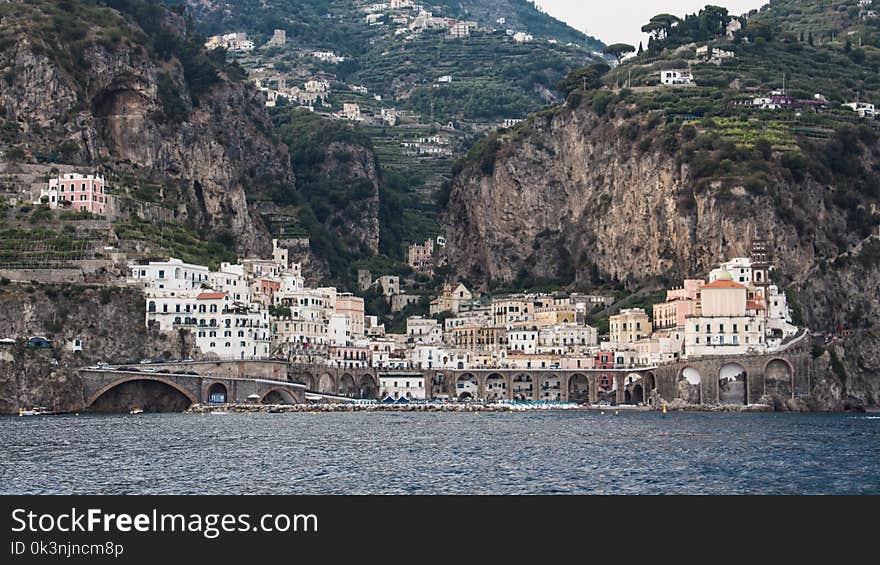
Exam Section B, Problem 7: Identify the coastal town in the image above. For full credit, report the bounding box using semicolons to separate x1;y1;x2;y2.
0;170;821;413
112;195;801;404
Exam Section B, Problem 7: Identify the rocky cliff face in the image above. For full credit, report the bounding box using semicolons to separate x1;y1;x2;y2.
443;103;880;331
0;4;294;256
0;283;197;414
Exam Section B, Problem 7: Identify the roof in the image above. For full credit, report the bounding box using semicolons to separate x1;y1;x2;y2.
702;280;747;290
196;292;228;300
747;300;766;310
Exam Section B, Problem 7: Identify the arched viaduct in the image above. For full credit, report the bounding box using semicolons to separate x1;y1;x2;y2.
81;337;812;411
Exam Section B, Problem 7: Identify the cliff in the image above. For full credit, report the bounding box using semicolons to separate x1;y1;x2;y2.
0;0;294;255
0;283;197;414
443;101;880;331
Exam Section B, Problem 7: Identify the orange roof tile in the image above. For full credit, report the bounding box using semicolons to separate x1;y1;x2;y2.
196;292;227;300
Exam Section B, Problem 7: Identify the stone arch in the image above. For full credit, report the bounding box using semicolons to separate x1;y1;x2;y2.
678;367;702;405
764;358;794;399
207;382;229;404
485;373;506;401
644;372;656;404
719;362;748;405
596;373;615;403
433;373;451;398
512;373;534;401
568;374;590;403
632;384;644;404
339;373;357;397
260;388;297;404
540;374;561;401
291;371;314;390
456;373;478;400
87;376;198;412
317;373;335;394
359;374;378;399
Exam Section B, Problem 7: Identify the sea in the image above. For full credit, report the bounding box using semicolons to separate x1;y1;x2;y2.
2;411;879;494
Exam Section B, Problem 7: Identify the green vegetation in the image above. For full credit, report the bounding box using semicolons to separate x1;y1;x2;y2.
269;108;438;285
114;217;236;269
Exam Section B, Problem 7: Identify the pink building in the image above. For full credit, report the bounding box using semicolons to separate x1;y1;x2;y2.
653;279;704;330
38;173;110;215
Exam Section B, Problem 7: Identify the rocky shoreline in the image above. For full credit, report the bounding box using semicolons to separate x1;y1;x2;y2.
183;402;780;414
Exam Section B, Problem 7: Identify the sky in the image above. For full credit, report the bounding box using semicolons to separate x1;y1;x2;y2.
537;1;768;47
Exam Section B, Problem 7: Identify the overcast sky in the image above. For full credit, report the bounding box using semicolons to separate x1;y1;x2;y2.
537;1;768;47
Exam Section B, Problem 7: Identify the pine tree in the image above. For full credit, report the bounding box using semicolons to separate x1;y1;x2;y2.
637;41;644;56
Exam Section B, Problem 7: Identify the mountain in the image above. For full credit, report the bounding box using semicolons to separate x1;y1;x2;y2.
0;0;294;261
180;0;601;48
166;0;606;286
442;1;880;334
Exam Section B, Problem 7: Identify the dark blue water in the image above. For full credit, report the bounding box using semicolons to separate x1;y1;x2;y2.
1;412;879;494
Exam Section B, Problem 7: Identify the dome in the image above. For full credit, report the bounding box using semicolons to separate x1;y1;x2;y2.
716;270;734;281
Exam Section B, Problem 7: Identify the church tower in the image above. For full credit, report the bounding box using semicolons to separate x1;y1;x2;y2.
750;229;771;298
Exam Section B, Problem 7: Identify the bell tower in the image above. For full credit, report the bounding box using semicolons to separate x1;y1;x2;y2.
750;228;771;298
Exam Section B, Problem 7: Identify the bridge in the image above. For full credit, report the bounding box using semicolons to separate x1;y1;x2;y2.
79;334;813;411
80;363;306;412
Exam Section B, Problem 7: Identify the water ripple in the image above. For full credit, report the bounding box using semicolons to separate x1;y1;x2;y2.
1;412;879;494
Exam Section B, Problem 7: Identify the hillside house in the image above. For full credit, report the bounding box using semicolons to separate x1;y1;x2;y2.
660;70;693;86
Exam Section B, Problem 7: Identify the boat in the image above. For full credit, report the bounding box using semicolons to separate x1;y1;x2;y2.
210;410;229;415
19;407;52;416
129;408;144;415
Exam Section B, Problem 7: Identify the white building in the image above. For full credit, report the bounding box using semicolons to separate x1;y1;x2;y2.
844;102;876;118
683;272;765;358
329;313;352;346
407;316;442;345
538;323;598;354
379;374;426;400
449;23;470;38
129;258;210;291
508;327;539;354
146;290;270;360
661;69;694;85
513;32;533;43
710;257;753;286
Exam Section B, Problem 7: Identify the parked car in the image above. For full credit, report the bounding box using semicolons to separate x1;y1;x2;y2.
156;369;170;374
185;370;199;376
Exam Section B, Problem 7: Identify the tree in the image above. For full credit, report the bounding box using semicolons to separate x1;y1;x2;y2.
556;63;611;97
637;41;644;55
603;43;636;64
641;13;681;41
697;5;730;36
